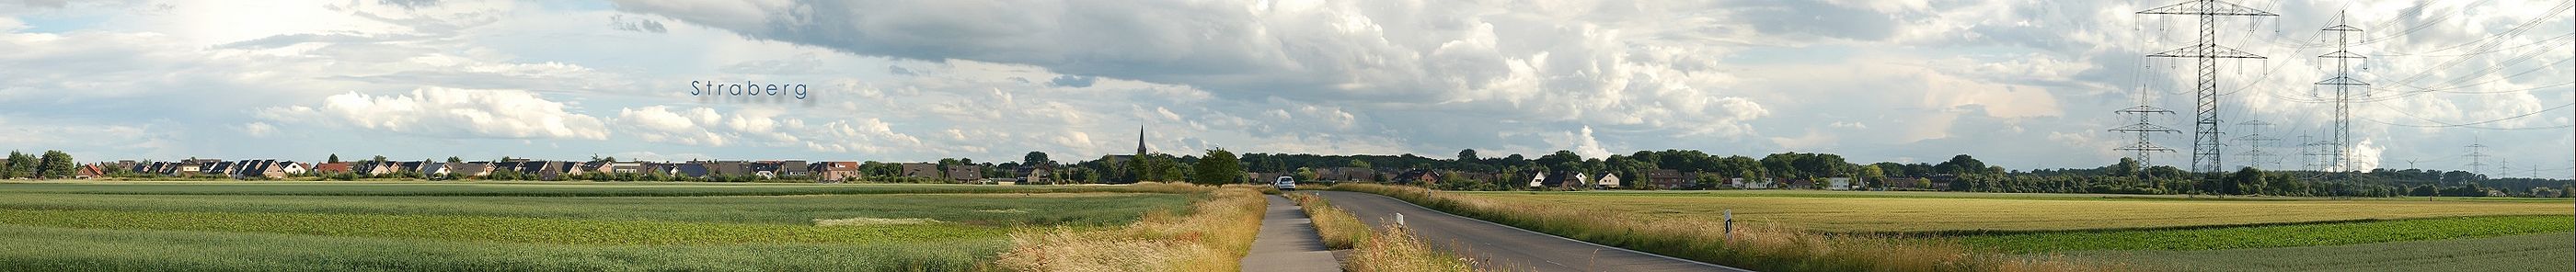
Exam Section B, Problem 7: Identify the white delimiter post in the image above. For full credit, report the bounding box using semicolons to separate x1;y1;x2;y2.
1396;213;1404;226
1722;210;1733;244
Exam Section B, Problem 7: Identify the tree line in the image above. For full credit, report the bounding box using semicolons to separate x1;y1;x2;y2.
0;150;77;179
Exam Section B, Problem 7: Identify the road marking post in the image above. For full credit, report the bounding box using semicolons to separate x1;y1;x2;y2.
1397;213;1405;225
1722;210;1733;245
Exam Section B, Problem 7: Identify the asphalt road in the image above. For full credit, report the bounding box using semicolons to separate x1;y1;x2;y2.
1241;195;1340;272
1314;190;1754;272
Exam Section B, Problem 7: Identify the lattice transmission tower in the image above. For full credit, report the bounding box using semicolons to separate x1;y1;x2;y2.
2140;0;2275;173
2315;11;2369;173
2112;76;2181;167
2234;120;2282;169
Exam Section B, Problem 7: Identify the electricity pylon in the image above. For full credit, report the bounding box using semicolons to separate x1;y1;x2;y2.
2234;120;2282;169
2316;11;2369;173
2113;75;2181;167
2141;0;2275;173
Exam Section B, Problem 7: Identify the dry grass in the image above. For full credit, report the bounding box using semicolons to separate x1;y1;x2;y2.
1332;184;2126;272
1286;191;1478;271
994;183;1266;272
1346;225;1478;272
1282;192;1370;249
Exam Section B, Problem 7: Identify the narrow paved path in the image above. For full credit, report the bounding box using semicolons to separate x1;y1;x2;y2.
1315;191;1754;272
1242;195;1340;272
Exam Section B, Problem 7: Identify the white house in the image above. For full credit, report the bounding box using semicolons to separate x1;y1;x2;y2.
1596;173;1622;188
1827;177;1853;190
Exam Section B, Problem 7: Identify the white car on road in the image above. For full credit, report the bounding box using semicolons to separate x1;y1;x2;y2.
1273;176;1297;190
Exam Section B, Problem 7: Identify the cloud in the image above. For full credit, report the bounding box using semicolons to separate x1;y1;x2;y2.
608;14;667;33
611;0;1776;138
1047;74;1097;87
239;122;278;138
258;87;612;140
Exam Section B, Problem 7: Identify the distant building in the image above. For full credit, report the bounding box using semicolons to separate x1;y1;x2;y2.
899;163;942;179
1646;169;1691;189
1392;169;1443;185
945;164;984;182
813;162;861;181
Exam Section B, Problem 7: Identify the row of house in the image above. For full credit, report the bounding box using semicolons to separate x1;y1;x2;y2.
92;158;1022;182
1303;167;1938;191
115;159;309;179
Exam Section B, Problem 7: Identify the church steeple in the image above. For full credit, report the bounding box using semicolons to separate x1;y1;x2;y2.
1136;126;1148;155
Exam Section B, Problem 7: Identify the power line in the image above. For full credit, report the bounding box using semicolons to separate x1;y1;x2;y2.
2141;0;2276;173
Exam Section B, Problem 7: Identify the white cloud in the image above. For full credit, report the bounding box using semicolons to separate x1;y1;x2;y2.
259;87;611;140
238;122;277;138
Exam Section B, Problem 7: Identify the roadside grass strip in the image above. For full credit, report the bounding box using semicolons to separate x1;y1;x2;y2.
1285;191;1478;271
1954;215;2575;254
1283;192;1371;250
1331;184;2115;272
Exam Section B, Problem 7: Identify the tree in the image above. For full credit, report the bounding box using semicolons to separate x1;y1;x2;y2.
1191;149;1243;186
3;151;32;179
38;151;73;179
1538;151;1582;171
372;155;388;163
1935;154;1987;176
2225;167;2264;195
328;154;342;164
1294;167;1318;182
1350;159;1372;169
1457;149;1479;163
1024;152;1052;167
2107;157;2139;177
1857;164;1886;187
446;156;464;164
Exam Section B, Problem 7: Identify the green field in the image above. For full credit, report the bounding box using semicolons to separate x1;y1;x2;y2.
0;182;1197;271
2067;232;2576;272
1449;189;2574;270
1460;190;2570;232
1954;215;2572;253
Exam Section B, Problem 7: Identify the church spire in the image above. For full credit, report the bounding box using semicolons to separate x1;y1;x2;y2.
1136;126;1148;156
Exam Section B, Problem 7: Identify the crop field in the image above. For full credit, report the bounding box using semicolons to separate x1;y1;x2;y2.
0;182;1198;271
1446;189;2573;270
1458;190;2570;232
2066;232;2576;272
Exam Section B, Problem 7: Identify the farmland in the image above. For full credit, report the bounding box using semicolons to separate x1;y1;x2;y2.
0;181;1201;271
1457;190;2570;232
2067;232;2576;272
1436;188;2573;270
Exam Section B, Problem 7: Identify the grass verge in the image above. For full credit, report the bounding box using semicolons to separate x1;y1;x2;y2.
994;183;1267;271
1284;192;1478;271
1283;192;1370;250
1333;183;2114;272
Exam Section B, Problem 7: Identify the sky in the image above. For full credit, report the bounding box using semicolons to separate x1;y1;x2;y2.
0;0;2569;176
